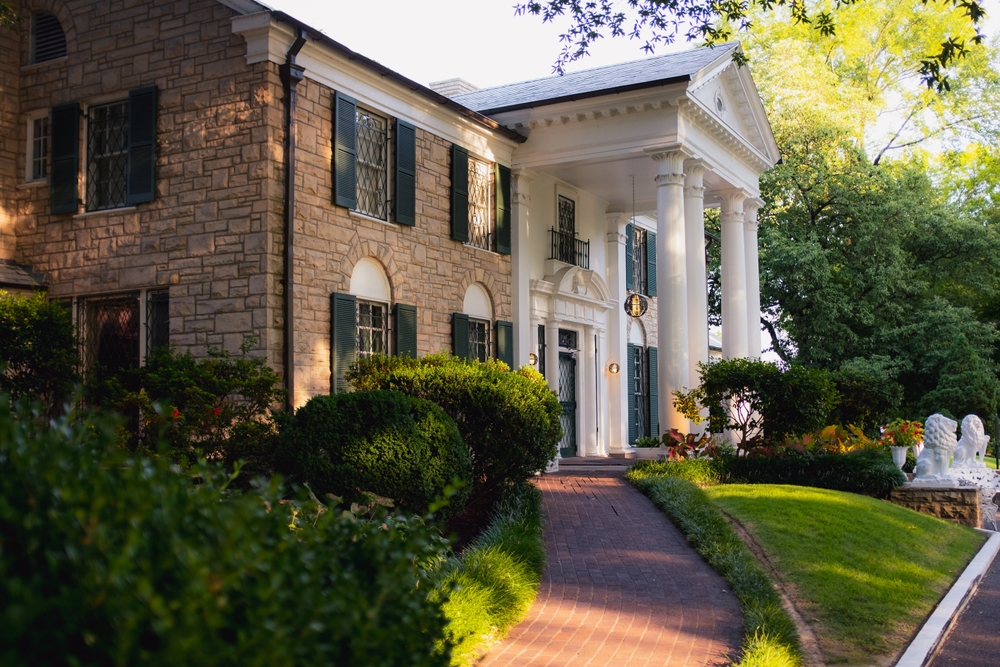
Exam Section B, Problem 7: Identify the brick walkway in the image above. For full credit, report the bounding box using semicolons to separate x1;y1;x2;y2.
480;466;743;667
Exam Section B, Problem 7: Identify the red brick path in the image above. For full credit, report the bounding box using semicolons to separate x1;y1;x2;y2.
480;469;743;667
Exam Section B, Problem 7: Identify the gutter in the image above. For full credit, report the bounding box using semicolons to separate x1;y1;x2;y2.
281;28;307;412
269;11;526;144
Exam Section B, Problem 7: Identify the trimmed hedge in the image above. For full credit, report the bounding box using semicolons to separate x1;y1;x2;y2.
627;465;802;667
433;482;545;666
346;355;561;512
275;390;472;522
0;396;452;667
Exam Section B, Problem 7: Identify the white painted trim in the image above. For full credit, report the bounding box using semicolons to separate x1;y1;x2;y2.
24;109;49;185
73;206;137;220
895;531;1000;667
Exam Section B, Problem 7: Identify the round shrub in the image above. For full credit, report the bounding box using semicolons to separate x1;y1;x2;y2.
276;390;472;522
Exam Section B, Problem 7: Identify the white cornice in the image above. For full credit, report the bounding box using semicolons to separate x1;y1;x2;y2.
678;97;774;173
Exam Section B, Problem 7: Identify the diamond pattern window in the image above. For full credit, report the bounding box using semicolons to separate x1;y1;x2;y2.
356;300;388;358
87;101;129;212
355;108;388;220
80;294;140;374
467;157;493;251
631;226;648;295
469;318;491;362
30;115;49;181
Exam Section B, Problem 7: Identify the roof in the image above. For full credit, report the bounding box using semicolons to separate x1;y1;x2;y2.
0;262;43;290
452;43;739;115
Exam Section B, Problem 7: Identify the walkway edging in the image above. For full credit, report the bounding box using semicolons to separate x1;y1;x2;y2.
895;530;1000;667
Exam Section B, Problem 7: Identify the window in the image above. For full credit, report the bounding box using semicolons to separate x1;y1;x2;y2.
27;112;50;182
80;294;140;374
30;12;67;65
631;226;648;295
627;343;659;444
467;157;493;251
548;195;590;268
355;108;388;220
146;289;170;352
87;100;129;211
356;299;389;358
469;318;491;362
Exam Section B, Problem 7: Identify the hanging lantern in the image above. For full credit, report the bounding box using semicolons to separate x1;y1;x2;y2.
624;293;648;318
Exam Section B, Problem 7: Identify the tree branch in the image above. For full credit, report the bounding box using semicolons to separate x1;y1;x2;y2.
761;317;793;364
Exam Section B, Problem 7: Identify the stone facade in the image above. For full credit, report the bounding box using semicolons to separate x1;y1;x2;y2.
889;485;983;528
1;0;511;404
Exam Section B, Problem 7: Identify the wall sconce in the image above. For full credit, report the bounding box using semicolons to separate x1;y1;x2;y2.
624;293;648;318
608;362;620;374
528;353;538;366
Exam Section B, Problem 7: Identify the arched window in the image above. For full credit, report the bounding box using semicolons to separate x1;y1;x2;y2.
349;257;390;359
30;12;67;64
462;283;492;362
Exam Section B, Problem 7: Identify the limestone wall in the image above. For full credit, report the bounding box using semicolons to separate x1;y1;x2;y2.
889;485;982;528
9;0;284;368
0;15;22;260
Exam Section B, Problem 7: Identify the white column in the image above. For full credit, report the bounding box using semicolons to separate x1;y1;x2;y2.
544;318;559;394
581;325;597;456
511;169;532;366
650;149;690;432
597;327;610;456
605;214;630;453
720;191;749;359
683;160;709;389
743;198;763;359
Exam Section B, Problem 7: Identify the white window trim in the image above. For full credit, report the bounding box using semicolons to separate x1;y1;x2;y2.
24;109;49;184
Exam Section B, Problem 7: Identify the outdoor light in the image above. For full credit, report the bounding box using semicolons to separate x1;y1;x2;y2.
528;353;538;366
608;363;620;374
624;293;648;318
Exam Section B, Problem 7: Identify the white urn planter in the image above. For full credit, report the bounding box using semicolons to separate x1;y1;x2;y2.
890;446;909;469
632;445;666;460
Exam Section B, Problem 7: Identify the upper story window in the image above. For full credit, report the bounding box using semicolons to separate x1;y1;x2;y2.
558;195;575;236
631;225;648;295
467;157;493;251
355;108;389;220
26;112;50;182
87;100;129;211
549;194;590;269
30;12;67;64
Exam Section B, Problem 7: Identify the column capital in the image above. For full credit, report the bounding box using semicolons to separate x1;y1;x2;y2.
743;197;764;232
655;172;685;187
645;144;689;176
683;157;711;178
717;189;751;223
512;168;533;204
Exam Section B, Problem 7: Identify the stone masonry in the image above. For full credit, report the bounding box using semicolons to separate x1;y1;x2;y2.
889;485;982;528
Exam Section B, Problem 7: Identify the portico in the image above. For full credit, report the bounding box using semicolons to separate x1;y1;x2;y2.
453;42;780;454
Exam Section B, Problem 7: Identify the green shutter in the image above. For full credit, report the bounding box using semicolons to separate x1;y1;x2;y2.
625;223;634;292
496;320;513;368
495;164;511;254
627;343;637;446
648;346;659;437
450;144;468;242
646;230;657;297
394;120;416;226
452;312;469;360
127;86;157;205
394;303;417;357
333;92;357;209
331;292;357;394
50;102;79;214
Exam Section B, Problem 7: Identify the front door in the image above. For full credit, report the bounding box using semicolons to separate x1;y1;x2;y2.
558;351;577;458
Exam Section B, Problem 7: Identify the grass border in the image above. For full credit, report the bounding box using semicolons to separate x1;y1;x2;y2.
433;482;546;666
627;462;803;667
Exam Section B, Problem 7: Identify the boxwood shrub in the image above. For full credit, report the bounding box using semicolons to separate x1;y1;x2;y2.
0;396;452;667
275;389;472;523
346;354;561;522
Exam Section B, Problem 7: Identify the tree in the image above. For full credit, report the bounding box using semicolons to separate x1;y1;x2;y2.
0;2;23;33
919;332;999;419
517;0;985;91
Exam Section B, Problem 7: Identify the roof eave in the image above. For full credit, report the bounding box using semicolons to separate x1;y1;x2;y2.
269;11;526;144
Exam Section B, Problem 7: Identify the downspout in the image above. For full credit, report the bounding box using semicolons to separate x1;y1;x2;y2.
281;28;307;412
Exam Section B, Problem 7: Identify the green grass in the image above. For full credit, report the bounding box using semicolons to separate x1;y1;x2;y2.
433;483;546;666
627;465;803;667
705;484;984;664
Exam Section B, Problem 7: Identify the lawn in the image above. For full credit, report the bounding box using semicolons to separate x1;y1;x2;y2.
706;484;984;664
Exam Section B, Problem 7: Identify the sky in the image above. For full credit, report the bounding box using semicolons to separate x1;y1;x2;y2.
263;0;692;89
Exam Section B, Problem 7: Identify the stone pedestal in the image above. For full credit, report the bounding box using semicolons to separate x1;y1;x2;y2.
889;484;982;528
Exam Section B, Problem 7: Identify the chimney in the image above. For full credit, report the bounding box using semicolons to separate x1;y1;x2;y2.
429;78;479;98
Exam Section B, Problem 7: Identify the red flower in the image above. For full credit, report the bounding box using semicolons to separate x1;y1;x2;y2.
213;407;221;416
173;409;180;418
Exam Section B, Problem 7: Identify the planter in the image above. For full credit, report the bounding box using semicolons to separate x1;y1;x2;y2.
632;445;667;461
890;446;909;469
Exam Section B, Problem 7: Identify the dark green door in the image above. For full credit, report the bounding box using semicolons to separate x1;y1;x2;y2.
558;352;577;458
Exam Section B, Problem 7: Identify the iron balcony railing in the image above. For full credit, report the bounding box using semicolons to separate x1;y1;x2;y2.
549;228;590;269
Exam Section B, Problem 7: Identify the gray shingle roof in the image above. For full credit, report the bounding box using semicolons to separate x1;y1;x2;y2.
0;262;43;289
453;43;737;114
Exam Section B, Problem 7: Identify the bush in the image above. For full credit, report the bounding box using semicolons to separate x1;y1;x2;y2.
346;355;561;520
88;341;284;476
433;482;545;666
718;449;905;497
275;390;472;523
0;291;78;412
0;395;452;667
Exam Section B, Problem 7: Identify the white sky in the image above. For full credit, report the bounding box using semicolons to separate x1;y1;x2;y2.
264;0;691;89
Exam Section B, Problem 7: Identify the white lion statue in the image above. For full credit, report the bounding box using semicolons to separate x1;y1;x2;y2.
913;413;959;483
953;415;989;469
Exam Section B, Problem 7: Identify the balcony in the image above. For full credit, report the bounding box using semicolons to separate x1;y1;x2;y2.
549;228;590;269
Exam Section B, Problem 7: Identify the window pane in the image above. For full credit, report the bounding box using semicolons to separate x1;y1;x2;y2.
357;300;388;358
632;226;647;296
633;346;648;440
468;158;492;250
146;290;169;353
80;294;140;374
355;110;388;219
32;116;50;180
469;318;490;362
87;101;129;211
